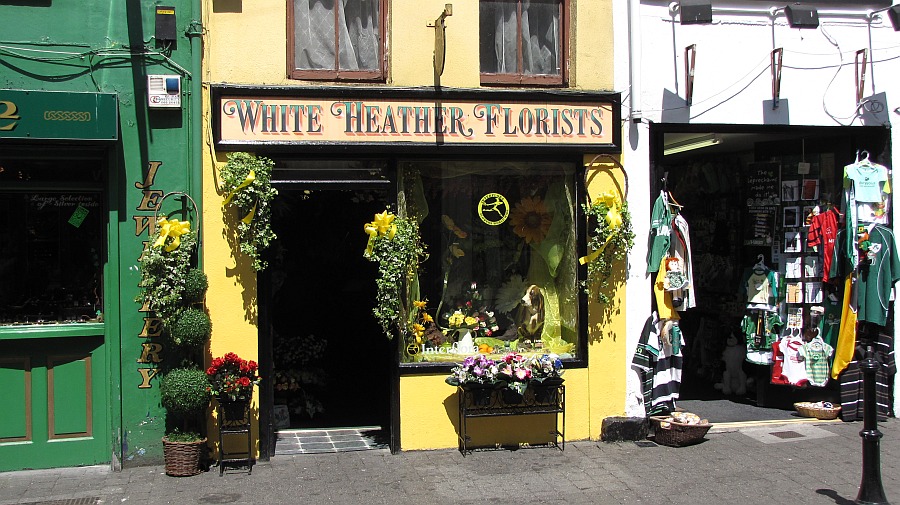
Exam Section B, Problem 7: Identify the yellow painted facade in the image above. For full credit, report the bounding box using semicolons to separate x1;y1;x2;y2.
202;0;621;453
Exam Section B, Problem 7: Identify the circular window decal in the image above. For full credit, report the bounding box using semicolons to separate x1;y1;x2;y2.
478;193;510;225
405;343;421;356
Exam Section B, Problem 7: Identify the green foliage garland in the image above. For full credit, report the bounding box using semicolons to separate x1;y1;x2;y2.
219;152;278;271
365;212;427;340
135;222;198;328
581;195;635;304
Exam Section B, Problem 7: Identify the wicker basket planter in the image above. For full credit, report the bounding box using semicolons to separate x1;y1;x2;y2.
162;437;207;477
794;402;841;420
649;416;712;447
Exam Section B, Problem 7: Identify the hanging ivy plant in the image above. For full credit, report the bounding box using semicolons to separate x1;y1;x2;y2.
580;191;635;304
220;152;278;271
135;215;199;327
363;209;428;340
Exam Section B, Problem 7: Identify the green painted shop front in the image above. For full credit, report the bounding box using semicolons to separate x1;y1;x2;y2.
0;0;201;472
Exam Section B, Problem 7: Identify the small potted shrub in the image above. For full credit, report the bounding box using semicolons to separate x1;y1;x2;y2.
183;268;209;305
159;367;210;476
169;307;212;349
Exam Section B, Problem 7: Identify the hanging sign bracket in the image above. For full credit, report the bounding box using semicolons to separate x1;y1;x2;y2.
855;48;868;104
771;48;783;110
684;44;697;106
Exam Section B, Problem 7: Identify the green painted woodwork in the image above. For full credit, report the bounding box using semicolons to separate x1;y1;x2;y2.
1;0;199;471
0;323;105;340
0;337;107;471
0;90;118;141
50;357;89;436
0;360;29;440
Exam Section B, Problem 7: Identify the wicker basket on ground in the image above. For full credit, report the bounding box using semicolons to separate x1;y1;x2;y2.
794;402;841;420
649;415;712;447
162;437;207;476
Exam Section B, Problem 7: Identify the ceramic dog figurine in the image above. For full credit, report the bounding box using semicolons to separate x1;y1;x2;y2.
516;284;545;342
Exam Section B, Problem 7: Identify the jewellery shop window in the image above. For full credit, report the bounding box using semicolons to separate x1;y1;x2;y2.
399;160;580;364
0;157;105;327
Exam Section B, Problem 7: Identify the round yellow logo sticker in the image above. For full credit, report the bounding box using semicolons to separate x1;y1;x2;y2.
478;193;510;225
405;343;421;356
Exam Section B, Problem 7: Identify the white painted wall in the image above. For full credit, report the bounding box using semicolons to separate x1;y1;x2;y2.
615;0;900;417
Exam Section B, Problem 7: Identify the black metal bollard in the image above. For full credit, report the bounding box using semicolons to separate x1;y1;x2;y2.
856;344;889;505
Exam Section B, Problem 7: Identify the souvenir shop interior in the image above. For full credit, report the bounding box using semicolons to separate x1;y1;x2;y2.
648;125;895;423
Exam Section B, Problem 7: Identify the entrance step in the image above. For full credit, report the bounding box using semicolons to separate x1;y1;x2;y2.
274;427;389;455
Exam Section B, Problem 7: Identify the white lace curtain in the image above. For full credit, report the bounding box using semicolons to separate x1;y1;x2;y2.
293;0;380;71
480;0;560;75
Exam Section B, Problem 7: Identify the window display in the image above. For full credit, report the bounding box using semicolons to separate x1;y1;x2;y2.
399;160;580;363
0;158;105;326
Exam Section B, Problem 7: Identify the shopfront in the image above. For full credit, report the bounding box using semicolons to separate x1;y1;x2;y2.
617;0;899;423
211;85;623;454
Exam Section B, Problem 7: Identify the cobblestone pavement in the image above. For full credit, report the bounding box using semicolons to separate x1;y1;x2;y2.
0;419;897;505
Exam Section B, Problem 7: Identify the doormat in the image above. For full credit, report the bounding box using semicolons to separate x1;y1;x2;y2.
275;427;389;455
739;423;837;444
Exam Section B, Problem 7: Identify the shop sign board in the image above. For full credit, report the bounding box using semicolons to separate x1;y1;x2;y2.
216;91;617;149
0;89;118;141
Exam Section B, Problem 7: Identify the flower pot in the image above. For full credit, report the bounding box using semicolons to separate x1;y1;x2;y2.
501;388;524;405
162;437;206;477
533;378;564;404
218;398;250;425
461;383;495;407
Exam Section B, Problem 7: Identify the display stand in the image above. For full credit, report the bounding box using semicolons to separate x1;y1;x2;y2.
217;399;253;475
457;384;565;455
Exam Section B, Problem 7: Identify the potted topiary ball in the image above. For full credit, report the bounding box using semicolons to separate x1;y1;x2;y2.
159;367;210;476
183;268;209;305
169;307;212;349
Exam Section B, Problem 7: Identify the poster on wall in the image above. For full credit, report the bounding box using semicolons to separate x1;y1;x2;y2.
745;162;780;206
744;207;775;246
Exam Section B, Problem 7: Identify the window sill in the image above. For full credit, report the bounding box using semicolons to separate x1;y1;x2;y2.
0;322;104;340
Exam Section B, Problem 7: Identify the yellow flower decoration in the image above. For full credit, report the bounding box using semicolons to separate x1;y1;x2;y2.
605;206;623;230
153;216;191;252
597;191;619;208
448;311;465;327
464;316;478;326
413;300;427;309
421;313;434;323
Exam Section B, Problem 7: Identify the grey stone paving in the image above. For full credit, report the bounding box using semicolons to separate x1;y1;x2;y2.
0;419;897;505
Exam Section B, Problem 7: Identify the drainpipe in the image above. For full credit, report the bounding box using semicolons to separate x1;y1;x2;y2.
627;0;642;122
186;0;203;268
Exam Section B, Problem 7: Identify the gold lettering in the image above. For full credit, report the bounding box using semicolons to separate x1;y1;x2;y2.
137;343;163;363
137;368;159;388
136;190;164;211
135;161;163;189
0;100;20;131
137;240;152;262
138;316;163;337
134;215;157;237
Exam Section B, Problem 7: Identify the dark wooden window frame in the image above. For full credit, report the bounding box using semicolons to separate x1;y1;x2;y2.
286;0;388;82
480;0;569;87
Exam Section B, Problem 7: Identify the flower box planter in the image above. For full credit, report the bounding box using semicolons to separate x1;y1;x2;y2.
456;382;565;455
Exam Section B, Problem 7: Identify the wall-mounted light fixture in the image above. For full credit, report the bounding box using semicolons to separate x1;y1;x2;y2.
680;0;713;25
868;4;900;31
663;134;721;156
784;5;820;28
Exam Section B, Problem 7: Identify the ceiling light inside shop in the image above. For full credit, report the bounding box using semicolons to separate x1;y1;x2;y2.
663;134;721;156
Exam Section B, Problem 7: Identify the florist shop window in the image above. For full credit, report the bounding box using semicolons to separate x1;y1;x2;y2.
0;157;105;326
400;160;579;364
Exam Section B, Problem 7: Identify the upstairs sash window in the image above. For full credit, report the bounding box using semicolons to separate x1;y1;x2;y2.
289;0;386;81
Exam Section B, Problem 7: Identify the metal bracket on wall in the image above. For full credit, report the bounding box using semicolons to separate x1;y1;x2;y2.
855;49;868;104
685;44;697;106
771;48;783;109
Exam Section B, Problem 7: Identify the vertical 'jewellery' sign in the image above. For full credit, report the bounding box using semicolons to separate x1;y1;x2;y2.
134;161;166;388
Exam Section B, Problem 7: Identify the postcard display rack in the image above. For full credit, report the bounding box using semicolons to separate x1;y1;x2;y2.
456;384;565;454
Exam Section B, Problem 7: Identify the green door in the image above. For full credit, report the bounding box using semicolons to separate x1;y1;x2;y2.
0;333;109;471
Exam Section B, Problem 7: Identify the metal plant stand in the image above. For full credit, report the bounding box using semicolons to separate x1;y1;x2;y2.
217;399;253;475
457;383;565;455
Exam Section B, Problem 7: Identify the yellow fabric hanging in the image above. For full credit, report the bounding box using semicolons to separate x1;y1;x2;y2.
831;272;858;379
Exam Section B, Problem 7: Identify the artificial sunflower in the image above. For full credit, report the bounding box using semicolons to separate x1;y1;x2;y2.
509;196;552;244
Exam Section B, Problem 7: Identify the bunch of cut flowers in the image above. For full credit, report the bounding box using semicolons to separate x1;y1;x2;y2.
444;354;499;387
207;352;260;402
528;353;565;384
443;282;500;339
496;353;532;395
